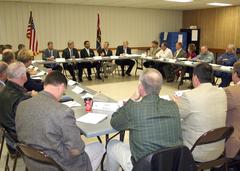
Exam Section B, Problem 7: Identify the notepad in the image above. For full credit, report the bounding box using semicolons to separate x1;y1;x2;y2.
92;102;119;111
77;113;107;124
62;101;81;108
68;80;77;86
72;86;85;94
56;58;66;63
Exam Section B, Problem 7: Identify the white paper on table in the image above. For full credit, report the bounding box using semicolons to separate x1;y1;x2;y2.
110;56;119;59
92;102;120;112
168;59;176;63
178;34;183;43
81;93;94;99
174;90;191;97
62;101;81;108
72;86;85;94
31;71;46;77
68;80;77;86
210;63;220;67
31;77;42;80
93;56;102;60
56;58;66;63
220;66;232;71
77;113;107;124
192;30;198;41
184;61;193;65
160;95;171;101
146;56;153;60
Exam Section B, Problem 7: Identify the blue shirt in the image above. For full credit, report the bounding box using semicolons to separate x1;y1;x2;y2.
218;53;237;66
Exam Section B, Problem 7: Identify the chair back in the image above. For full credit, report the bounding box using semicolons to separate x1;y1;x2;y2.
132;146;197;171
17;143;64;171
190;126;234;152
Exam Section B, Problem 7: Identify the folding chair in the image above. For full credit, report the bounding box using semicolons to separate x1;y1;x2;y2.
191;126;234;171
17;143;64;171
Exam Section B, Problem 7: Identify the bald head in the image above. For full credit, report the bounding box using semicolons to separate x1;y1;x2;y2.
200;46;208;54
139;69;163;95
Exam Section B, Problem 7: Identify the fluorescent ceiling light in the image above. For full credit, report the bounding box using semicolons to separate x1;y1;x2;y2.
207;2;232;6
165;0;193;2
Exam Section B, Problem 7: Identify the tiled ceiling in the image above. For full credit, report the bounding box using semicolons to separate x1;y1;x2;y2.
1;0;240;10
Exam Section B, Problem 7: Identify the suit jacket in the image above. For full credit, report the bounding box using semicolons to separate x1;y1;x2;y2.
148;47;161;57
16;91;92;171
174;49;186;59
178;83;227;162
0;81;31;135
80;48;95;58
42;49;60;60
225;84;240;158
115;46;131;56
62;48;80;59
100;48;113;57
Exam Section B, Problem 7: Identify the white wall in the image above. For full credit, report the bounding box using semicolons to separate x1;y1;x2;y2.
0;1;182;50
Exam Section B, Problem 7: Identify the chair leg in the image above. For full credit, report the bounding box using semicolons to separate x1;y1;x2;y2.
5;152;10;171
12;156;18;171
0;136;4;159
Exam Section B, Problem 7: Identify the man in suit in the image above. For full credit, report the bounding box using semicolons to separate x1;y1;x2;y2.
79;40;102;81
106;69;183;171
62;41;80;81
100;41;117;78
173;63;227;162
225;61;240;158
143;40;161;68
0;62;31;142
0;61;8;92
163;42;187;82
42;41;62;72
115;41;135;77
16;71;105;171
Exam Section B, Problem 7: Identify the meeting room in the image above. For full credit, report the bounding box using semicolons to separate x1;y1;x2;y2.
0;0;240;170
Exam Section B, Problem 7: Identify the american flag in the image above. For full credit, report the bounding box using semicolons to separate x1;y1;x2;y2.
96;13;101;54
26;11;38;55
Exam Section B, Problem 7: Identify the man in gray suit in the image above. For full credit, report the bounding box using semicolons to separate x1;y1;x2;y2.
16;71;105;171
42;41;62;71
0;61;8;92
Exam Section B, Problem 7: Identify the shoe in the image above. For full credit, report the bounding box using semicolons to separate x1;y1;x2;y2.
79;78;83;82
126;72;131;76
96;75;102;80
87;76;92;81
121;73;125;77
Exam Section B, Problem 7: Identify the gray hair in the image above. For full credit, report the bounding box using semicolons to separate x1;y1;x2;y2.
7;62;26;79
0;61;8;74
227;44;235;52
139;68;163;95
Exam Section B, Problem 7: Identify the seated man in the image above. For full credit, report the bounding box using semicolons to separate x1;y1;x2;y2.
79;40;102;81
106;68;183;171
0;62;31;137
174;63;227;162
156;42;173;59
163;42;187;82
15;44;25;58
0;61;8;92
62;41;80;81
16;71;105;171
17;49;43;91
100;41;117;78
2;51;15;64
42;41;63;72
225;61;240;158
143;40;161;68
215;44;237;87
192;46;214;63
115;41;135;77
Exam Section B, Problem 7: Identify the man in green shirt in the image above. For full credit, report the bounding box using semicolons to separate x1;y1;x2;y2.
106;68;183;171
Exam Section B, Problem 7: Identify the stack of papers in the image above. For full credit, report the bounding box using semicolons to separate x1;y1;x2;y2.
62;101;81;108
77;113;107;124
56;58;66;63
92;102;119;112
68;80;77;86
72;86;85;94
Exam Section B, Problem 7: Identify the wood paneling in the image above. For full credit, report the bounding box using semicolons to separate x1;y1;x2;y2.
183;6;240;49
0;1;182;50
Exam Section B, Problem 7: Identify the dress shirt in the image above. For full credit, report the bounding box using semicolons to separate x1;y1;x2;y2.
175;48;182;58
218;53;237;66
85;48;90;56
195;51;214;63
111;94;183;162
156;48;173;59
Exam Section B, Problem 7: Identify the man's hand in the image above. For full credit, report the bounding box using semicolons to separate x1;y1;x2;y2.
31;90;38;97
131;90;141;102
171;95;180;105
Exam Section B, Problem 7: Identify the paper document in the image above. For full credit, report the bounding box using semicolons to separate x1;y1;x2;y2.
220;66;232;71
210;64;220;67
56;58;66;63
184;61;194;65
178;34;183;43
168;59;176;63
31;77;42;80
68;80;77;86
110;56;119;59
72;86;85;94
31;71;46;77
77;113;107;124
81;93;94;99
92;102;119;111
62;101;81;108
174;90;191;97
160;95;171;101
93;56;102;60
191;30;198;41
